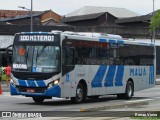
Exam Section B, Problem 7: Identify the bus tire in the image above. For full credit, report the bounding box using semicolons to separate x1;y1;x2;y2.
32;97;45;103
71;83;86;103
124;81;134;99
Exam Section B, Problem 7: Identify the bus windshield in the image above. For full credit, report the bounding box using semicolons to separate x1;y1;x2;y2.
12;45;60;73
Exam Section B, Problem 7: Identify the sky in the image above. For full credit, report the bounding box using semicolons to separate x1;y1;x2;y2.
0;0;159;15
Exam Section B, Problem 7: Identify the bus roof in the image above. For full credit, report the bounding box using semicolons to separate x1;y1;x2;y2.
62;32;155;46
18;31;155;46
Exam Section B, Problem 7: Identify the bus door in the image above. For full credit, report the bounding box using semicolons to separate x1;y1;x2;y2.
62;47;75;97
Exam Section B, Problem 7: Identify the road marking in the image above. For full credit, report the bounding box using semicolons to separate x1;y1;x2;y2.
125;99;153;103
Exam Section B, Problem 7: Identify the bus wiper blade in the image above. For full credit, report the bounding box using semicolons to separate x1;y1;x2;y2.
26;48;29;65
37;45;48;57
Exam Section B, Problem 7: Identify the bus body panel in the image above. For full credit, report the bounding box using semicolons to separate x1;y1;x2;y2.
61;65;155;98
10;83;61;97
10;73;63;97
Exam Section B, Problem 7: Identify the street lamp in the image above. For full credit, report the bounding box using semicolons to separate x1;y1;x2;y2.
18;0;33;32
18;6;30;11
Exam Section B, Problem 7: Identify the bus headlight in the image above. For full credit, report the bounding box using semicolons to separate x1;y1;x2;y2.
54;80;59;85
10;79;16;86
48;79;59;89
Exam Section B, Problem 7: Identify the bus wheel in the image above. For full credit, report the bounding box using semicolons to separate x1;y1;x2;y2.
71;83;86;103
124;81;134;99
32;97;45;103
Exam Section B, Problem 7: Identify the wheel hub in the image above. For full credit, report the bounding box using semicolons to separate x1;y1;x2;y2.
77;88;83;100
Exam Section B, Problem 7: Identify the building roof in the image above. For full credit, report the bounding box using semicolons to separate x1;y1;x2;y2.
147;9;160;15
115;10;160;24
1;11;47;22
115;14;152;24
62;12;106;22
0;10;39;18
65;6;140;18
42;18;66;26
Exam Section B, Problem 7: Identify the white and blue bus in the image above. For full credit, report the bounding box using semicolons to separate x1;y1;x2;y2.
10;31;156;103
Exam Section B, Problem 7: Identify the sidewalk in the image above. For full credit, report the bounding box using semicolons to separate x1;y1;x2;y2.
156;79;160;85
0;80;10;92
156;75;160;85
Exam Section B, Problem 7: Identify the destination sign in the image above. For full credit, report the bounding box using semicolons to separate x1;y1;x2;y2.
19;35;55;42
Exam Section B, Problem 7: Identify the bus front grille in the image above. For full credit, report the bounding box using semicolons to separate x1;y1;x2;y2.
17;86;47;93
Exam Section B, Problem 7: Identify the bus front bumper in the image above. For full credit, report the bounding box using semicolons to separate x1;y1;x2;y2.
10;83;61;97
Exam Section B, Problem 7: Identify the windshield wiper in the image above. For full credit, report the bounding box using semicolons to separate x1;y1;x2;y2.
37;45;48;57
36;50;38;63
25;48;29;65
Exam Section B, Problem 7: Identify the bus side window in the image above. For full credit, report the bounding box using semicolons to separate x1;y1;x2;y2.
62;47;75;75
66;47;75;66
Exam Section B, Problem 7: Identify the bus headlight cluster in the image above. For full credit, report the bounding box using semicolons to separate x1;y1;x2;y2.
54;80;59;85
48;79;59;89
10;79;16;86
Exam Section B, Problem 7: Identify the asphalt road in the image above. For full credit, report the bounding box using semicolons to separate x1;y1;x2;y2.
0;85;160;120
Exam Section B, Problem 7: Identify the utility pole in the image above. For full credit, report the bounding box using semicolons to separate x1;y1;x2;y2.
18;0;33;32
152;0;155;43
31;0;33;32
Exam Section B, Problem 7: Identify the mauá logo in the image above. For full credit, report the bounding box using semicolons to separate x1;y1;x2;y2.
130;68;146;76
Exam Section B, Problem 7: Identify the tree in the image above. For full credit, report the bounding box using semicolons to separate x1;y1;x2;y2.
150;10;160;31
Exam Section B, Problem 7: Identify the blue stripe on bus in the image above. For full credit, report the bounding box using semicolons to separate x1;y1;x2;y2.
18;79;46;87
109;39;116;43
149;66;151;84
115;65;124;86
91;65;107;87
104;65;116;87
45;85;61;97
149;66;154;84
117;40;124;44
150;43;154;46
99;38;107;42
27;80;37;87
36;80;46;87
19;80;27;87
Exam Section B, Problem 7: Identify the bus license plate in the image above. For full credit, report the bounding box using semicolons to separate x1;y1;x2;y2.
26;88;35;93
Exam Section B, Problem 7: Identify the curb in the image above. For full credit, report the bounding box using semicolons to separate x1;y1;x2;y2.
80;101;148;111
156;80;160;85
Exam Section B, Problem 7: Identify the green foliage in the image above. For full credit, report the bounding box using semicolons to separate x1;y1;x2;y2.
150;10;160;31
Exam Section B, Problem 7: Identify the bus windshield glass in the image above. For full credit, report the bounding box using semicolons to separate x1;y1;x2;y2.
12;45;60;73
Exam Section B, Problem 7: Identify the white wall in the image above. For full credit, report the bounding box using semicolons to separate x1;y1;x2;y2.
0;35;14;49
